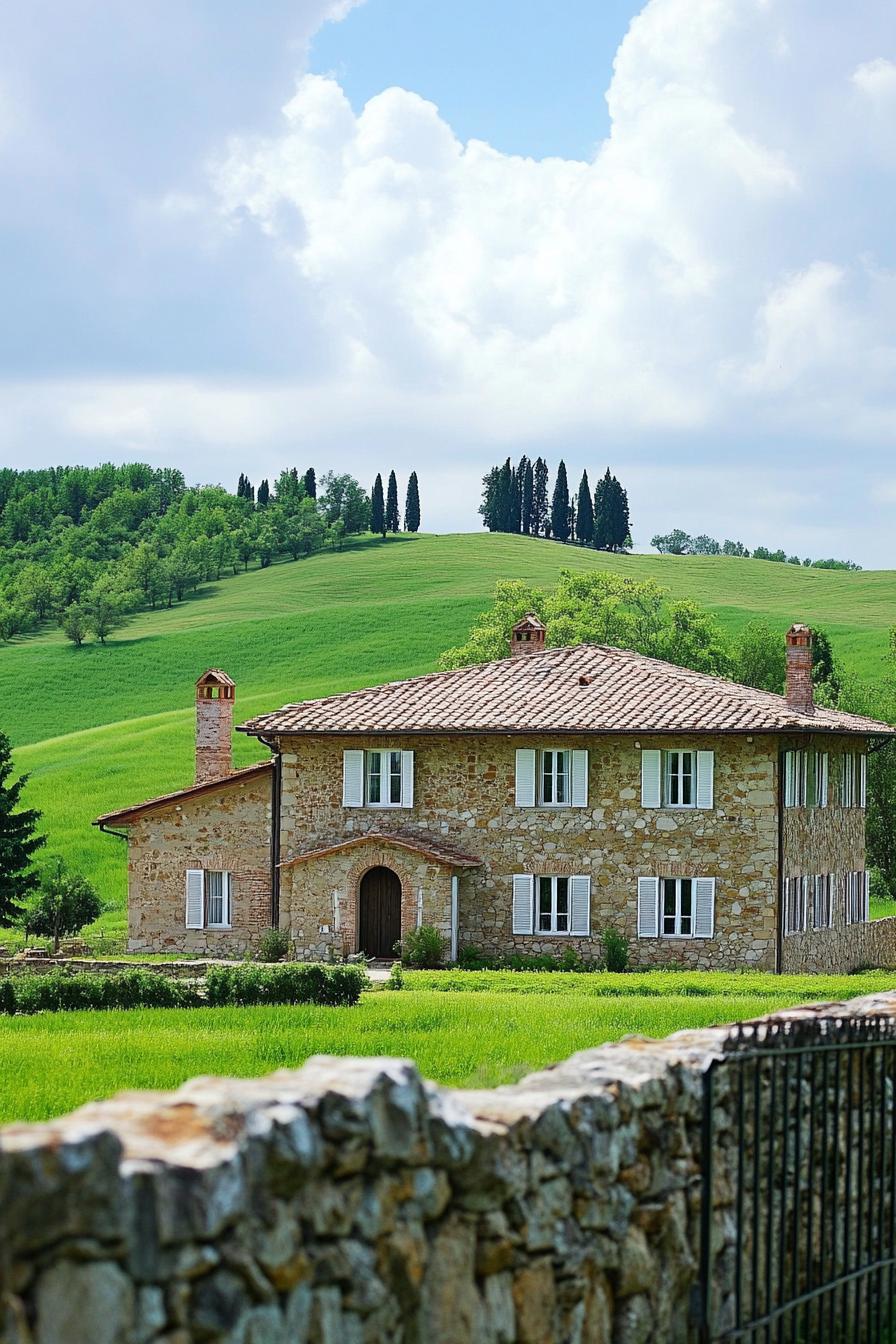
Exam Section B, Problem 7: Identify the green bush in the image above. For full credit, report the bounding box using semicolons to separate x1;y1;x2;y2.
205;962;366;1008
397;924;447;969
602;928;629;973
255;928;291;963
456;944;600;973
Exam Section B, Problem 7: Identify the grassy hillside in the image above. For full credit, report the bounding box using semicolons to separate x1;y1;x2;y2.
3;532;895;941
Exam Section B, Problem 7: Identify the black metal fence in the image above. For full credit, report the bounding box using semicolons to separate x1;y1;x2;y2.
697;1014;896;1343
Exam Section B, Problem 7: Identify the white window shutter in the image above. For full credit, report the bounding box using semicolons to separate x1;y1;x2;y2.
818;754;829;808
864;870;870;921
512;874;534;934
696;751;714;809
784;752;794;807
185;869;205;929
515;749;536;808
223;872;232;927
571;750;589;807
637;877;659;937
860;754;867;808
342;750;364;807
569;875;591;935
694;878;715;938
641;750;662;808
401;750;415;808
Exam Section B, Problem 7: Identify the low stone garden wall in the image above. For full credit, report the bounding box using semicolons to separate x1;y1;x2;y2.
3;991;896;1343
780;914;896;973
0;958;240;981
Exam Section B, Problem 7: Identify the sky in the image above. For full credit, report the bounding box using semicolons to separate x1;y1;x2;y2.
2;1;896;564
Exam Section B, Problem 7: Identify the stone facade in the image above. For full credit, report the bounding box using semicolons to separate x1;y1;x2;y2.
125;773;272;958
4;991;896;1344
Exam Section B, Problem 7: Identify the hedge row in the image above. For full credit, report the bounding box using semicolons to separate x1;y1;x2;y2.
0;964;367;1015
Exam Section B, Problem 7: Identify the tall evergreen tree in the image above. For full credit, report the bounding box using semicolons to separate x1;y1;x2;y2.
515;456;530;534
257;479;270;508
521;459;534;536
479;467;500;531
303;468;316;499
385;471;400;533
495;459;515;532
237;473;247;500
608;474;631;550
510;464;521;533
576;470;594;545
532;458;549;536
404;472;421;533
370;474;386;537
593;469;612;550
0;731;45;925
550;460;570;542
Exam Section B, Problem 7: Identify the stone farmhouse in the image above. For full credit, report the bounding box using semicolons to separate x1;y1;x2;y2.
96;620;896;973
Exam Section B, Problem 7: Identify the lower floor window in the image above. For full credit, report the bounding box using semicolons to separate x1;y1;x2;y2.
661;877;693;937
186;868;232;930
845;871;868;925
783;876;808;935
812;874;833;929
538;875;569;933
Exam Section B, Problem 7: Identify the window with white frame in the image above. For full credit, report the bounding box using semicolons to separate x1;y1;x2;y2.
783;876;808;935
661;877;694;937
537;875;570;933
783;751;808;807
845;871;869;925
640;749;713;810
663;751;695;807
811;874;833;929
185;869;232;930
540;750;571;805
840;753;867;809
808;752;829;808
342;749;414;809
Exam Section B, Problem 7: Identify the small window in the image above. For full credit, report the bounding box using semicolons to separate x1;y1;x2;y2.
784;750;808;807
783;876;808;935
366;749;404;807
661;877;694;936
840;754;867;809
811;874;833;929
540;750;571;806
537;875;570;933
205;871;231;928
663;752;695;808
845;871;868;925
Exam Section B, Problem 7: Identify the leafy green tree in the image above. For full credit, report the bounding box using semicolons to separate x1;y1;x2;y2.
550;461;570;542
86;589;126;644
328;518;347;551
811;628;842;706
371;474;386;537
651;529;692;555
692;535;722;555
60;604;89;647
255;525;278;569
404;472;421;533
24;858;103;953
0;731;45;925
0;604;24;642
319;472;370;534
733;622;785;694
575;471;594;545
385;470;400;533
234;528;254;572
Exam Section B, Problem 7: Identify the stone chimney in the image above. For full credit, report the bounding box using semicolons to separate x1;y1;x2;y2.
195;670;235;784
785;625;814;714
510;613;547;658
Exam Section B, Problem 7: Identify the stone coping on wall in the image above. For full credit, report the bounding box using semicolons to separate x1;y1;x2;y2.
4;991;896;1343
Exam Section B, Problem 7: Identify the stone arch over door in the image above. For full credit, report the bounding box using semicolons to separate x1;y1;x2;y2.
358;866;403;959
345;850;416;957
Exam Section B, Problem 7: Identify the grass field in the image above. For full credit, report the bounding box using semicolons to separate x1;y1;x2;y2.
2;968;894;1124
2;531;896;938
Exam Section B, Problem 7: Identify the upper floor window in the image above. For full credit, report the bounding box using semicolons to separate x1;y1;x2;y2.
641;749;714;810
840;753;867;809
515;749;588;808
783;750;828;808
185;869;232;930
343;749;414;809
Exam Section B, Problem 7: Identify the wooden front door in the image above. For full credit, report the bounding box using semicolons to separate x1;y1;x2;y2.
359;866;402;960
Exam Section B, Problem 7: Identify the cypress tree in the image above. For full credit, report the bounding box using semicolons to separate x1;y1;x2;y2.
385;471;400;533
516;456;530;534
371;474;386;537
510;464;521;534
404;472;421;533
610;474;631;550
0;730;45;925
496;460;515;532
532;458;549;537
479;467;500;530
237;473;246;499
257;479;270;508
593;469;612;550
521;459;534;536
550;460;570;542
303;468;316;499
576;470;594;545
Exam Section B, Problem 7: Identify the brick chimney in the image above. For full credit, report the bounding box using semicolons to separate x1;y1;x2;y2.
510;612;547;658
195;670;235;784
785;625;814;715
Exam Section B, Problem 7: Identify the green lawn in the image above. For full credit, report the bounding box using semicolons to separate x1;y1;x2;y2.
2;970;895;1125
3;531;896;939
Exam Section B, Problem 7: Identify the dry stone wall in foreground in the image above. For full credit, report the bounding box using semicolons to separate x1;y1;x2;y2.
4;992;896;1344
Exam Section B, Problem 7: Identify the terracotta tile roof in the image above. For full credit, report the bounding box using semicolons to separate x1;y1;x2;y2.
280;830;482;870
240;643;896;739
93;761;273;827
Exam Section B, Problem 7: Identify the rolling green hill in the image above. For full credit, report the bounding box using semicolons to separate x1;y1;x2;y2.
3;532;895;941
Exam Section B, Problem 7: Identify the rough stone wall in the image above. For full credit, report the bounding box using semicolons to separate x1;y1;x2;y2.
780;914;896;972
277;733;783;970
281;843;452;962
126;774;273;957
4;992;896;1344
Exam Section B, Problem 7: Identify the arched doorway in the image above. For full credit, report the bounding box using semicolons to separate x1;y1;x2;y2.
359;866;402;959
